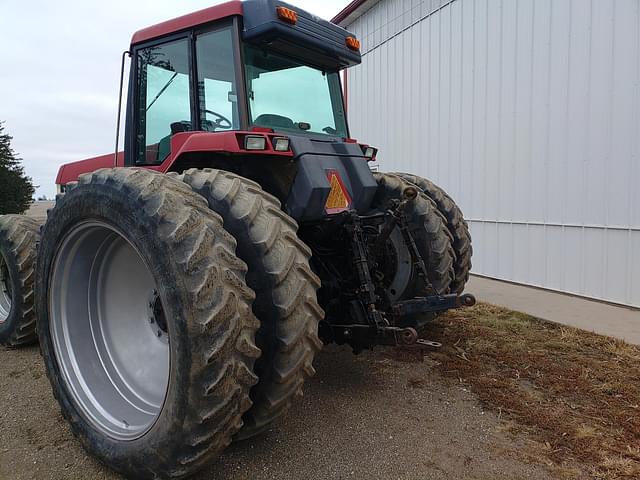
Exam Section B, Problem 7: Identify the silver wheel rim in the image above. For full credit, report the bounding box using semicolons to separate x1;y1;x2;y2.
49;221;170;441
0;254;11;323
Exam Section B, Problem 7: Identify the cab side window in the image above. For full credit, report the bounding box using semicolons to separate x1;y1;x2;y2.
196;27;239;131
136;39;192;164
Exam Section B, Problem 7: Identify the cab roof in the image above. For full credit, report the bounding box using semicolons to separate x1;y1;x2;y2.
130;0;243;46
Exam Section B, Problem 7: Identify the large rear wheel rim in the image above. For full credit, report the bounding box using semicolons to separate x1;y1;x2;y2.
0;254;11;323
50;221;170;441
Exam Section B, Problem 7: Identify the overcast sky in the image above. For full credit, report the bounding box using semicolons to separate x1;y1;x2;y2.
0;0;349;198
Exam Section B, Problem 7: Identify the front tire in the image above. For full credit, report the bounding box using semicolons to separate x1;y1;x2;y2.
0;215;40;347
36;168;261;479
174;169;323;440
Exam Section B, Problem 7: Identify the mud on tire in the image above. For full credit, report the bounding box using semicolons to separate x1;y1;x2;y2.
174;169;323;440
36;168;261;479
393;173;472;293
0;215;40;347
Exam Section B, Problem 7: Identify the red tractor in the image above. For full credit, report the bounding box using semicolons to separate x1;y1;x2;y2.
0;1;473;478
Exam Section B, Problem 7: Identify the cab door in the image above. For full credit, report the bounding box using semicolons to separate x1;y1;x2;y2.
133;37;193;165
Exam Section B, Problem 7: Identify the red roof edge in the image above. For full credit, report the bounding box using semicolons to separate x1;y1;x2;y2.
131;0;243;46
332;0;370;25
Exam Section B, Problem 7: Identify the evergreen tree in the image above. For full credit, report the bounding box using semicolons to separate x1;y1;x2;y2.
0;122;35;214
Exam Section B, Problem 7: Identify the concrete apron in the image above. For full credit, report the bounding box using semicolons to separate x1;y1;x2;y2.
467;275;640;345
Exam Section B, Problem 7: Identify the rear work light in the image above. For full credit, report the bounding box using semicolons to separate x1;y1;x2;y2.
273;137;290;152
245;135;267;150
346;36;361;51
277;6;298;25
361;144;378;160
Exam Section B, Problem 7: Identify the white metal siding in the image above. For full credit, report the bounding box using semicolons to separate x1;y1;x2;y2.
345;0;640;307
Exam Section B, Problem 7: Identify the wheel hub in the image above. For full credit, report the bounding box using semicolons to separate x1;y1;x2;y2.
0;254;11;323
49;221;170;441
377;228;412;303
148;291;169;342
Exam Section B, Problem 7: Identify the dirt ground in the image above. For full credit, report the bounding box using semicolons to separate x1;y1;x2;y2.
0;342;557;480
25;202;53;223
430;304;640;480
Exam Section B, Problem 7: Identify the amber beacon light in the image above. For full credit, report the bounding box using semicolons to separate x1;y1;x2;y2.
346;36;361;51
277;6;298;24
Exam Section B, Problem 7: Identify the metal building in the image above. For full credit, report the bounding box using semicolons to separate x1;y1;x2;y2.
334;0;640;308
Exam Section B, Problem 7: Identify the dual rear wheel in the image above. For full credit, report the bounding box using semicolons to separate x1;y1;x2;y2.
35;168;322;479
393;172;472;293
366;173;472;331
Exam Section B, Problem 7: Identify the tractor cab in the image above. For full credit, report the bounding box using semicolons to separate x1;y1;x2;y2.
128;20;350;163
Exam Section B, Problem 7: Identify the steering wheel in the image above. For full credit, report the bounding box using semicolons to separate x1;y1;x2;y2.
203;109;232;131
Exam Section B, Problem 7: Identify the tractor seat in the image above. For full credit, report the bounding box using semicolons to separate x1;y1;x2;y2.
254;114;295;130
171;121;191;134
155;122;192;163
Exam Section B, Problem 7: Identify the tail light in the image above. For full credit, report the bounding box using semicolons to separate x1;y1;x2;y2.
360;144;378;161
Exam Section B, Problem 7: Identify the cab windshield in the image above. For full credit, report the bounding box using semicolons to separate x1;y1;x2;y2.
244;45;348;138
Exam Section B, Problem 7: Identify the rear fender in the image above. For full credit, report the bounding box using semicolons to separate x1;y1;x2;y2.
56;152;124;186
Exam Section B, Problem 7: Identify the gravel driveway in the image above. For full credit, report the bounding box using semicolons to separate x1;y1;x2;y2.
0;343;556;480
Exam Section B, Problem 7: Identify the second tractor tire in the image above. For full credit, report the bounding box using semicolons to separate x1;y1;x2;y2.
393;173;473;293
0;215;40;347
174;168;324;440
373;173;455;301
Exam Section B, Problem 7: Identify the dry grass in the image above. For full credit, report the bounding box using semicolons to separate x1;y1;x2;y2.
424;303;640;479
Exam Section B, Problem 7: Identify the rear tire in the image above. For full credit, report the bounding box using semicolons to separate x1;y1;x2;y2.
372;173;455;325
393;173;472;293
0;215;40;347
36;168;261;479
174;169;323;440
